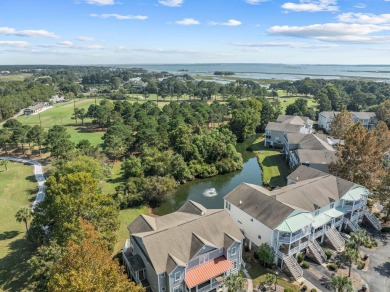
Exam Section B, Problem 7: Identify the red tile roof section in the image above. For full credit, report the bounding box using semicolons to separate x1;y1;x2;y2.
184;256;233;289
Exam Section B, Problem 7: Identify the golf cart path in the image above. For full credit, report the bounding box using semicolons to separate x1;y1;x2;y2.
0;156;45;207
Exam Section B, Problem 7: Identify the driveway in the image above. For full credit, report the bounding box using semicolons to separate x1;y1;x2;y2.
0;156;46;207
357;232;390;292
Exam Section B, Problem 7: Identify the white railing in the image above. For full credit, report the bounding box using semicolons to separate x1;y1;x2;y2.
364;211;381;231
312;240;326;261
333;218;343;228
288;240;310;256
283;254;303;279
278;228;311;243
197;280;222;292
313;228;326;239
343;200;366;212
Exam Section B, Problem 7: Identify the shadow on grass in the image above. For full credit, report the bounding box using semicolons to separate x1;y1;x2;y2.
0;231;20;241
0;238;35;291
261;155;288;187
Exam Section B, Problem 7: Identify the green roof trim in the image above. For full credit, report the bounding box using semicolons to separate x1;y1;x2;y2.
276;213;314;233
312;213;332;228
342;186;369;201
324;208;345;218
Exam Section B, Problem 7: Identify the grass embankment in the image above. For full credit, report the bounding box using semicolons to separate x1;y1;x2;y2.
0;162;37;291
101;161;148;255
267;96;318;114
247;263;299;291
250;135;289;187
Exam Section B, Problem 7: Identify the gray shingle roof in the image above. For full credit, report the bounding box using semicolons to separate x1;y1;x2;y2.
277;115;309;125
287;165;328;182
319;111;376;120
296;149;337;164
286;133;334;151
224;183;295;229
129;201;244;274
265;122;304;133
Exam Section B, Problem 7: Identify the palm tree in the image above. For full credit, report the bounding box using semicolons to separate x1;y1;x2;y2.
15;207;33;231
223;273;245;292
343;247;360;277
330;275;353;292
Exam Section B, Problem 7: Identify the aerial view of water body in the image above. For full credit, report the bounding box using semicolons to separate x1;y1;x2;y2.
126;63;390;81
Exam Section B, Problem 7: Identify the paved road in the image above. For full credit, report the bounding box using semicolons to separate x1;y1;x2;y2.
0;156;46;208
357;232;390;292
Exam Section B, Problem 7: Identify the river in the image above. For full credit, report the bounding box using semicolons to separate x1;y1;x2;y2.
153;135;263;215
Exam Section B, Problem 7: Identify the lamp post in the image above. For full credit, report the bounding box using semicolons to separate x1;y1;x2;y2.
275;271;279;291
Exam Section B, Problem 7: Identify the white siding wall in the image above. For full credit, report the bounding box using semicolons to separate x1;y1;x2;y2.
318;114;331;132
225;201;274;247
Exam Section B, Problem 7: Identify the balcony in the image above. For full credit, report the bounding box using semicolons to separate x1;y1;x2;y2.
288;240;311;256
197;279;223;292
343;200;366;212
278;228;311;244
333;218;343;228
313;228;327;239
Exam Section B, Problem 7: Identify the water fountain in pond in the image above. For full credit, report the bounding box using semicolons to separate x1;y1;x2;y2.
203;188;218;197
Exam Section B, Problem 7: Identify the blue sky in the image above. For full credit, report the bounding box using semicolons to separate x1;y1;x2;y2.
0;0;390;64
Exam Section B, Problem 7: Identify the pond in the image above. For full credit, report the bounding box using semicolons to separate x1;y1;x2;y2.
153;135;263;215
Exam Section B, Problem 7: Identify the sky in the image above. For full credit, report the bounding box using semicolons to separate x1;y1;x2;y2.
0;0;390;65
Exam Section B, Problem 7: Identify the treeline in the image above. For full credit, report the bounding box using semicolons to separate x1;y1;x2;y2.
270;78;390;112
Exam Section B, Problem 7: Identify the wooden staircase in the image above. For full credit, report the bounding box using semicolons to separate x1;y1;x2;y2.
364;211;381;231
345;218;363;233
325;228;345;252
283;254;303;280
308;239;326;264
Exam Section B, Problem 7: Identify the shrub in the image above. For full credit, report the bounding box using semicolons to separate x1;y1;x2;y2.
327;263;338;271
357;261;365;270
372;240;378;247
311;289;317;292
297;252;305;263
254;252;259;260
302;285;308;291
324;250;333;260
381;226;390;233
244;245;250;252
301;261;310;269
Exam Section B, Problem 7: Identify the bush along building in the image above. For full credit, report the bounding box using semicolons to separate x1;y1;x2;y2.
224;165;381;280
123;201;244;292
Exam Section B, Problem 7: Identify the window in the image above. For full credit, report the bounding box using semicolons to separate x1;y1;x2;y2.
225;201;231;210
251;218;253;222
330;202;334;208
258;235;261;240
162;287;166;292
315;210;320;216
231;247;236;256
175;272;180;282
233;260;237;269
161;273;165;278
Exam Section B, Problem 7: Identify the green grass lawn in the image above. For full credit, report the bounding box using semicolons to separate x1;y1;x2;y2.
267;96;318;114
251;135;289;187
247;262;300;291
0;74;33;81
0;162;37;291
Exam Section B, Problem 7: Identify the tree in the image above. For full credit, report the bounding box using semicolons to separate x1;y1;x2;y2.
15;207;33;231
48;221;144;292
0;160;9;171
342;247;360;277
73;108;87;125
264;273;277;289
329;123;387;189
45;125;74;159
377;172;390;222
330;275;353;292
317;91;332;112
223;273;245;292
27;125;45;154
28;241;65;291
0;128;12;153
329;109;354;138
285;98;308;116
376;99;390;127
257;243;275;267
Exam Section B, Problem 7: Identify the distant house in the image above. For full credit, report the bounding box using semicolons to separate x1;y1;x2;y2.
224;165;380;280
264;115;313;148
283;133;337;172
23;102;48;115
318;111;378;132
123;201;244;292
49;95;67;103
129;77;146;90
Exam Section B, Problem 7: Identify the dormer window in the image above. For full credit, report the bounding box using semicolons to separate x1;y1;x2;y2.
231;247;237;256
330;202;335;208
315;209;320;216
175;272;180;282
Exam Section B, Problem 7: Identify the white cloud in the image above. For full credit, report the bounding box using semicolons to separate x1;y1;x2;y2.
354;3;366;9
338;13;390;24
90;13;148;20
282;0;339;12
77;36;95;41
0;41;31;48
221;19;242;26
268;23;390;43
232;41;336;48
159;0;183;7
175;18;200;25
57;41;74;47
0;26;60;38
85;0;115;5
245;0;271;4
